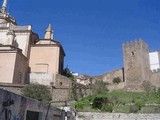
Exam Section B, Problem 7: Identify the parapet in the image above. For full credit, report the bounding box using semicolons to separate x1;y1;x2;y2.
122;39;148;49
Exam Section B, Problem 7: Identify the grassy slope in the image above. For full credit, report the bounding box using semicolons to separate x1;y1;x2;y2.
76;90;160;113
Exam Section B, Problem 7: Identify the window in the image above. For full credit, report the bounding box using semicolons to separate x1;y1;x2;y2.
131;51;135;56
60;82;62;86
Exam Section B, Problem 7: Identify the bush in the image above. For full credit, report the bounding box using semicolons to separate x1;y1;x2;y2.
76;102;84;110
92;97;110;110
130;105;139;113
135;100;145;110
101;104;113;112
21;84;52;103
113;77;121;84
93;80;109;93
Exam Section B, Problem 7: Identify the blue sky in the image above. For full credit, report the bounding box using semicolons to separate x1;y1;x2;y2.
5;0;160;76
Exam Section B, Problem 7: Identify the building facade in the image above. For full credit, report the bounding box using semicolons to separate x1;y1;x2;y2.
0;0;65;86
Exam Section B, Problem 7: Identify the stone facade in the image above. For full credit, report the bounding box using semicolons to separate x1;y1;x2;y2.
123;40;150;89
103;68;124;84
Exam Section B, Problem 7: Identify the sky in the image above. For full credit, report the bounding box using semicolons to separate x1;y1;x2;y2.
4;0;160;76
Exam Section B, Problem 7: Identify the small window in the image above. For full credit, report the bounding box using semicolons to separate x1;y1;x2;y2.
131;51;134;56
60;82;62;86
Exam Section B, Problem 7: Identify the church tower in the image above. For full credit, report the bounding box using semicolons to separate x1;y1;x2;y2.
44;24;54;40
123;40;151;90
0;0;16;25
1;0;7;13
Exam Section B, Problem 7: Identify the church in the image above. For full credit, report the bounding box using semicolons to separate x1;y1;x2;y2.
0;0;65;86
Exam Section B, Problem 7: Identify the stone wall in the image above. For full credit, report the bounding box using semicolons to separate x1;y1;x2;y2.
150;71;160;87
30;73;54;86
52;88;71;101
103;68;124;84
77;112;160;120
55;74;73;88
0;88;75;120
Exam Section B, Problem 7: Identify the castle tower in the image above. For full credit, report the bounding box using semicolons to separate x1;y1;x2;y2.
123;40;150;90
1;0;7;13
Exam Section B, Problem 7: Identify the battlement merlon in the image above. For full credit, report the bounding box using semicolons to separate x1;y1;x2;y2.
122;39;148;48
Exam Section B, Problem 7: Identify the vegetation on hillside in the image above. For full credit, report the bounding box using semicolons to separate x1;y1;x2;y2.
21;84;52;103
112;77;121;84
75;89;160;113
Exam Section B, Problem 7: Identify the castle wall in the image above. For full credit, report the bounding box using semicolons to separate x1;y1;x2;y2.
103;68;124;84
123;40;150;89
150;71;160;87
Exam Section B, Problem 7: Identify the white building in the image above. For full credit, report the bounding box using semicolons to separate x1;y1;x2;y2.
149;51;160;72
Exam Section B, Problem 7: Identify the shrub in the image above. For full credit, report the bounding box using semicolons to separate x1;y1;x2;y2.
21;84;52;103
76;102;84;110
113;77;121;84
101;104;113;112
135;100;145;110
92;97;110;110
92;97;104;109
130;105;139;113
93;80;109;93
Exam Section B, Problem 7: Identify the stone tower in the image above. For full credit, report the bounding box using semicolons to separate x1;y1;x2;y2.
123;40;150;90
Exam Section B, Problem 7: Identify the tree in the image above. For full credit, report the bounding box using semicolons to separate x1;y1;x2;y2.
113;77;121;84
21;84;52;103
62;67;75;81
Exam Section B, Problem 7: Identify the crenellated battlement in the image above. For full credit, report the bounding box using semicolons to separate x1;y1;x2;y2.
122;39;148;48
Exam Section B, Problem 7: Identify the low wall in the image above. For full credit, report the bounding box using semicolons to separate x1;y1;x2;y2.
0;88;75;120
52;88;71;101
77;112;160;120
30;73;54;86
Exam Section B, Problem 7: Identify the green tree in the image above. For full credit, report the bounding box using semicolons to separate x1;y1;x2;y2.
113;77;121;84
21;84;52;103
63;67;75;81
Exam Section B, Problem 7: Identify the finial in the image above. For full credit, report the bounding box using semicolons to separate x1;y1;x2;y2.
46;24;52;32
1;0;7;13
44;24;54;39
